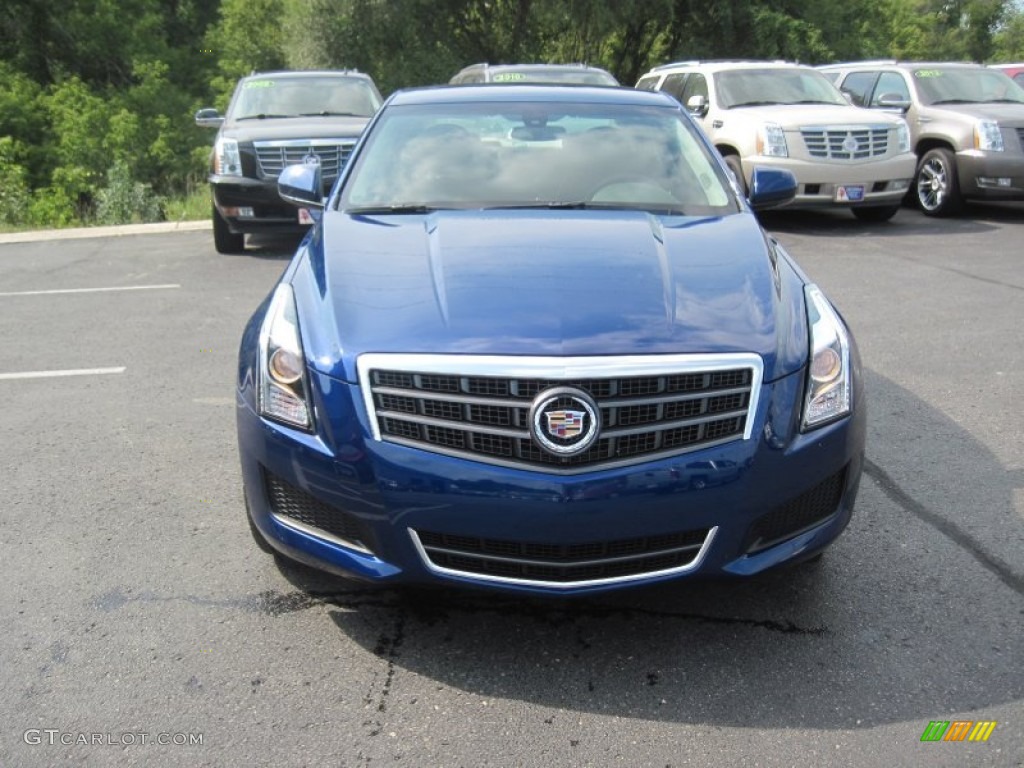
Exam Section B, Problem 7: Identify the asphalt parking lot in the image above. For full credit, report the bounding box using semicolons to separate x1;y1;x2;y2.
1;204;1021;767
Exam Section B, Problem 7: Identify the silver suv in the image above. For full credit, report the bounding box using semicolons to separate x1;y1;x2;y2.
820;61;1024;216
636;61;916;221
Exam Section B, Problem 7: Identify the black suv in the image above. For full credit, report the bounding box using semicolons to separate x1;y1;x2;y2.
195;70;383;253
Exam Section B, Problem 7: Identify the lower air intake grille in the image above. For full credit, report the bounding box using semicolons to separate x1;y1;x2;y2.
744;466;847;553
413;528;711;585
264;471;375;553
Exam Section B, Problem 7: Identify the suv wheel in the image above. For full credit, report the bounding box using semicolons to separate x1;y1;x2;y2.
723;155;747;197
852;204;900;222
212;204;246;254
915;148;963;217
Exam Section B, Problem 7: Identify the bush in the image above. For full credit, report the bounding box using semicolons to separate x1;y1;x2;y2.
95;162;163;225
0;137;32;226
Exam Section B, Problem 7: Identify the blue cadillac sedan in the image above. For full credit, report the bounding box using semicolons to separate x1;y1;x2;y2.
236;84;865;595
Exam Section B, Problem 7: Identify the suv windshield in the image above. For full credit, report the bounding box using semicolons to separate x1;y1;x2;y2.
912;67;1024;105
230;75;382;120
340;102;736;216
716;68;849;109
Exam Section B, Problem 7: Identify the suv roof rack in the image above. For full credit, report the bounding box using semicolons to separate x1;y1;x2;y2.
651;59;789;71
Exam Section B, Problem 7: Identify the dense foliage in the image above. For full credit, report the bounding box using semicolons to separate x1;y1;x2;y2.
1;0;1022;227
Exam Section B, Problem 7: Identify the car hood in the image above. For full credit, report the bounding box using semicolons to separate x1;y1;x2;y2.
221;116;370;143
921;102;1024;123
726;103;903;127
291;209;809;383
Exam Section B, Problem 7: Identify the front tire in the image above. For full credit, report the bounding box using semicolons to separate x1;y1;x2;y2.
723;154;747;197
914;148;963;217
852;204;899;222
212;203;246;254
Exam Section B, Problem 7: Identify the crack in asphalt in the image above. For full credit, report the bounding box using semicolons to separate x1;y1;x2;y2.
864;457;1024;597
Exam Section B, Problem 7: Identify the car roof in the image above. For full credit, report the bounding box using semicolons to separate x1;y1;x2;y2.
242;70;375;81
819;60;986;70
388;83;675;107
648;60;802;74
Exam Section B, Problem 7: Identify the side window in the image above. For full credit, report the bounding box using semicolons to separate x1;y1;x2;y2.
680;73;708;106
870;71;910;105
660;73;689;101
635;75;660;91
1015;73;1024;87
840;71;877;107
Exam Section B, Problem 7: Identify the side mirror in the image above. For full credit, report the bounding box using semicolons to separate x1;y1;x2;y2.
748;167;797;211
194;108;224;128
278;162;325;209
875;93;911;111
686;94;709;118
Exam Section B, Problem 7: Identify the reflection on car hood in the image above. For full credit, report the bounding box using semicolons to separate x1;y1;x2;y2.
292;209;809;382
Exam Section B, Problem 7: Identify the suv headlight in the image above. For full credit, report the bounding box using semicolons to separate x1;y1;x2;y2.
895;120;911;153
802;285;851;431
214;137;243;176
974;120;1004;152
258;284;313;430
757;122;788;157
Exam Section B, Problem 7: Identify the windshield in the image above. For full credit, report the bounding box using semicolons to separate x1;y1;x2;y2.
339;102;736;216
715;68;849;108
912;67;1024;105
491;68;619;86
229;76;382;120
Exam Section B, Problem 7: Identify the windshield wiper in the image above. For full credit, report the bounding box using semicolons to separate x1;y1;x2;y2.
789;99;844;105
928;99;975;105
979;98;1024;104
298;111;364;117
727;100;783;107
345;204;440;214
482;201;601;210
236;113;294;120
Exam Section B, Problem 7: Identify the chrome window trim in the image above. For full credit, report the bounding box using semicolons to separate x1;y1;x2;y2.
408;526;718;589
357;351;764;443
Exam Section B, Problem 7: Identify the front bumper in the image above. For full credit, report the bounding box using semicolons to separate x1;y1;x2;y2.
955;149;1024;201
210;175;323;235
745;154;916;208
237;364;866;596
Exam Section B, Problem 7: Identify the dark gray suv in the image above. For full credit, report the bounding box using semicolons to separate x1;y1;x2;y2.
820;61;1024;216
196;70;382;253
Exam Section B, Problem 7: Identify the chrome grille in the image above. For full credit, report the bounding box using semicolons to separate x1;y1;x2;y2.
412;527;714;587
358;354;762;474
800;126;890;160
253;139;356;178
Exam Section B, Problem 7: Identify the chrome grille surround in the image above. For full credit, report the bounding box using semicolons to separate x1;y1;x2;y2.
409;525;718;589
253;138;357;178
357;353;763;474
800;125;891;160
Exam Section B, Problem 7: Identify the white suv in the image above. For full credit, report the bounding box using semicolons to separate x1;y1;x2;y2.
637;61;916;221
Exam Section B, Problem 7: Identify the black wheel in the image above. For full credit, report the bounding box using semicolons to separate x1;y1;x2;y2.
245;492;275;554
914;148;963;217
723;155;747;197
852;204;900;222
212;203;245;254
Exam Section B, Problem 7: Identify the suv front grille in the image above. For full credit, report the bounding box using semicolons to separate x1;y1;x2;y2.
800;127;890;160
359;354;762;474
413;527;713;586
253;139;357;178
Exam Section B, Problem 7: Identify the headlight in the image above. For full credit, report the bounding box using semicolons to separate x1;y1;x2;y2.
258;284;313;429
895;120;911;153
802;285;851;431
756;122;788;157
214;137;242;176
974;120;1004;152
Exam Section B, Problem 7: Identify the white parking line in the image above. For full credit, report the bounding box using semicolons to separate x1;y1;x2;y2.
0;284;180;297
0;367;126;381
